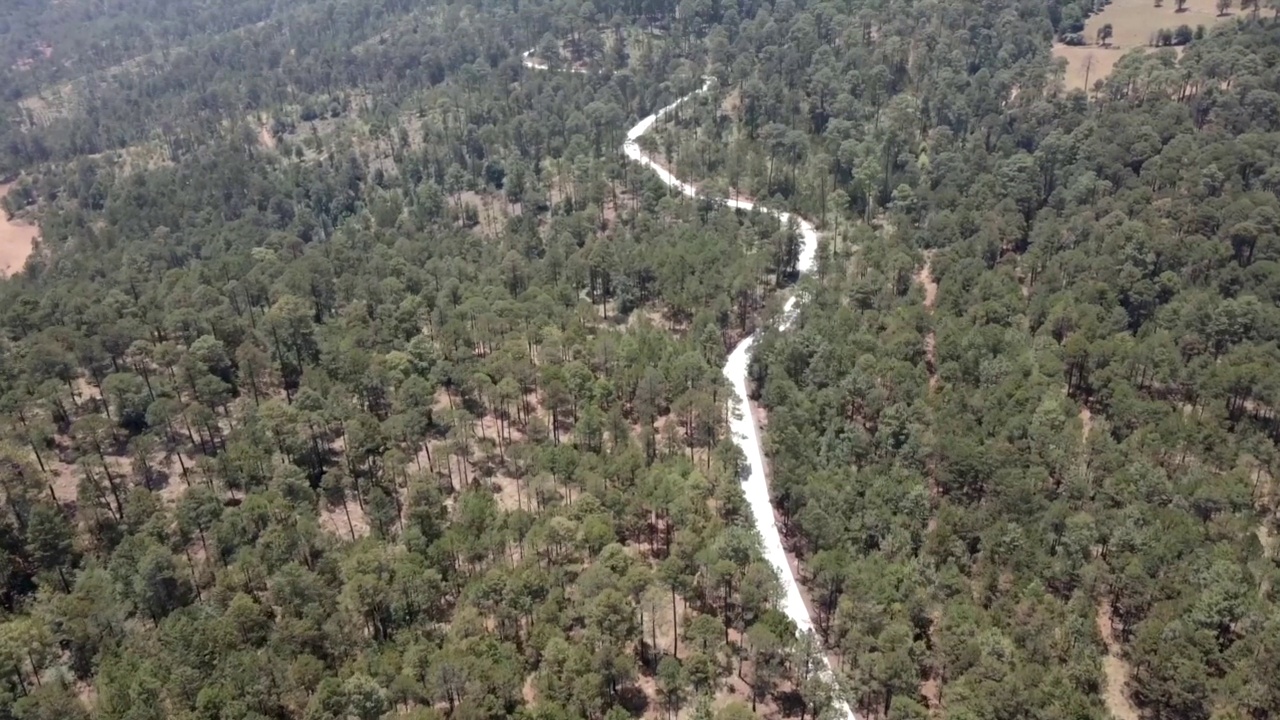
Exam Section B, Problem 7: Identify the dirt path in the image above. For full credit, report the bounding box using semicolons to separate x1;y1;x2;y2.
916;252;944;709
0;183;38;276
917;253;941;537
916;252;938;311
1082;401;1136;720
1096;600;1140;720
917;253;939;393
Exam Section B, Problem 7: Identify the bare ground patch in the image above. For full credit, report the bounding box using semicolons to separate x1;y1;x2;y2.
455;190;520;237
487;474;528;513
320;500;370;540
1053;47;1129;92
917;252;940;393
0;183;39;276
720;88;742;118
916;252;938;311
1096;600;1140;720
1080;404;1095;442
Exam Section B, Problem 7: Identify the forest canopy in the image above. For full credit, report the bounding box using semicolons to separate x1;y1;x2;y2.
0;1;1279;720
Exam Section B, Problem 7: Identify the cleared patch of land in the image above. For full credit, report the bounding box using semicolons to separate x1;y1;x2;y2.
0;183;39;276
1096;600;1141;720
11;41;54;71
1053;0;1234;90
258;123;276;150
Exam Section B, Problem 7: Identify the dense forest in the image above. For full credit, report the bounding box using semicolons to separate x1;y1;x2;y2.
1;0;1279;719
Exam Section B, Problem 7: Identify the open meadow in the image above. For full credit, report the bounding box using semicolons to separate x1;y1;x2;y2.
1053;0;1237;89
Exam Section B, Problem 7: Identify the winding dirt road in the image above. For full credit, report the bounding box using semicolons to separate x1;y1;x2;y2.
523;51;854;720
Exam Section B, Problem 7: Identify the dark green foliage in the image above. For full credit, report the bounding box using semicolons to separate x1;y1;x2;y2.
725;13;1280;720
3;0;1280;719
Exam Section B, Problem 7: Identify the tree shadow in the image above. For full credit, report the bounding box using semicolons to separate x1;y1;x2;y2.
141;465;174;493
617;685;650;715
774;689;807;717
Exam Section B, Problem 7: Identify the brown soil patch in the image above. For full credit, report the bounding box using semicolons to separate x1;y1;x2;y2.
1258;522;1276;556
488;474;526;512
156;452;200;503
454;190;523;238
0;183;39;276
72;377;101;403
45;456;82;505
1096;600;1140;720
522;675;537;704
921;677;942;712
720;88;742;118
319;500;370;540
74;678;97;711
1079;404;1094;442
1053;47;1128;92
917;252;943;536
916;253;938;311
1053;0;1232;90
918;253;940;393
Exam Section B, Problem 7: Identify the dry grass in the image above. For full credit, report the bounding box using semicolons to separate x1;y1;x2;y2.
0;182;39;276
1054;47;1128;91
1052;0;1234;90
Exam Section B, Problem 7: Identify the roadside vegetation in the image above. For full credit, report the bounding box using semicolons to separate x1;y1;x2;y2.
0;1;1278;720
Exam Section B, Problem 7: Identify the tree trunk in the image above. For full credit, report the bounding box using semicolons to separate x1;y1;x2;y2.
341;497;357;540
671;587;679;658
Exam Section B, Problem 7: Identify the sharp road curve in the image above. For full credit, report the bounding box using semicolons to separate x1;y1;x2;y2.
523;51;854;720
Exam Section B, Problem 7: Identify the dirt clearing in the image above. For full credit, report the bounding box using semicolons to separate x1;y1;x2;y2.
0;183;38;276
1096;600;1141;720
1053;0;1234;90
917;252;940;393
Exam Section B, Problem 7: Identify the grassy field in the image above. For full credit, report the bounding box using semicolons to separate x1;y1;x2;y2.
1053;0;1235;90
